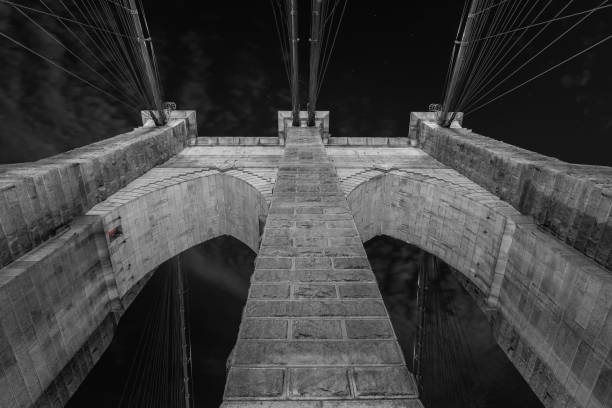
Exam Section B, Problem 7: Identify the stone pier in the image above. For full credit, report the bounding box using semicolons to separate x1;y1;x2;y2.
222;127;422;407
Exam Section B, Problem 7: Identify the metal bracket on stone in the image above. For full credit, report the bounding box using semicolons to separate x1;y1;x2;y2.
428;103;442;112
142;102;176;127
163;101;177;119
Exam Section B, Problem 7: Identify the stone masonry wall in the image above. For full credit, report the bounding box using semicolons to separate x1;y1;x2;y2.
88;172;268;300
0;170;268;408
223;127;423;408
347;171;515;305
0;111;197;269
346;170;612;408
495;222;612;408
411;115;612;271
0;216;117;408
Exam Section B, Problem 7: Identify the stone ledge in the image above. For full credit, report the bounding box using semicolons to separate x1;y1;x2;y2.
194;136;282;146
325;138;411;147
221;400;424;407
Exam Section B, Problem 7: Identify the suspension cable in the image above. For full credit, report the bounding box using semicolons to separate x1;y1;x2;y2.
439;0;612;125
0;0;167;123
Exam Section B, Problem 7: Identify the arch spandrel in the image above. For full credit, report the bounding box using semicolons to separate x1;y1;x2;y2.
88;171;269;300
347;171;514;303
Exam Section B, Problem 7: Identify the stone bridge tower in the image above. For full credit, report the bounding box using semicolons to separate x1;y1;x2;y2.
0;110;610;408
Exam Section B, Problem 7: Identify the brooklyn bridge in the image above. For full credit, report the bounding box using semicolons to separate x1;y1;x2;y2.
0;1;611;408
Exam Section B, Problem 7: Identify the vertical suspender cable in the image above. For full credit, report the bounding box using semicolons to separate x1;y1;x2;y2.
412;253;428;392
308;0;323;127
288;0;300;126
177;255;191;408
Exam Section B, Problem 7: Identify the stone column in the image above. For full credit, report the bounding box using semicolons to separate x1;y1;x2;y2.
222;126;423;407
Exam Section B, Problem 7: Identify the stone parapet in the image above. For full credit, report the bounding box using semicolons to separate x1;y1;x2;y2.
194;136;282;146
0;215;117;408
0;111;197;269
326;137;411;147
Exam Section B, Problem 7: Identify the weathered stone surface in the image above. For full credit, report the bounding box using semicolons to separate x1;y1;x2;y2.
292;320;343;339
289;367;350;397
333;257;370;269
256;257;293;270
225;368;285;398
294;284;338;299
295;257;332;269
240;319;288;339
346;320;395;340
250;284;291;299
233;340;404;365
338;284;381;299
354;366;418;397
253;269;375;283
245;300;387;317
0;216;116;408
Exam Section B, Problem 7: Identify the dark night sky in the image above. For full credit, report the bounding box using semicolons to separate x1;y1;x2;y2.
0;1;610;164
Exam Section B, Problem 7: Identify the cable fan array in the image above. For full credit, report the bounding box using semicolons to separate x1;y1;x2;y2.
439;0;612;126
270;0;300;125
119;258;193;408
269;0;348;126
0;0;167;123
307;0;348;125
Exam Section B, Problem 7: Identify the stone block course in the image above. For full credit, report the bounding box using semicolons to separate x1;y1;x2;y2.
225;368;285;398
250;284;291;299
294;284;338;299
354;367;418;397
240;319;289;339
245;299;387;318
252;269;375;283
233;340;404;366
292;320;343;339
338;284;381;299
295;257;333;270
333;257;370;270
346;320;395;340
289;367;351;398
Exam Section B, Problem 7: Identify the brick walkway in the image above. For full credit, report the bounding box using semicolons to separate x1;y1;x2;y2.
223;127;423;407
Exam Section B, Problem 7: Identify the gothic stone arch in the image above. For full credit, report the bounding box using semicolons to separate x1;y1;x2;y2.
0;172;268;408
346;171;612;408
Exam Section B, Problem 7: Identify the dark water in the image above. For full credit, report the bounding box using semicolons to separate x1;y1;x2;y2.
68;234;542;407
